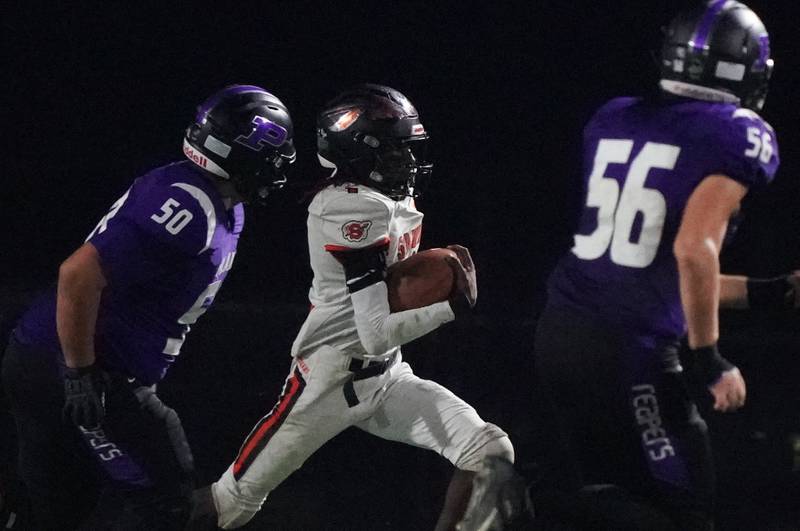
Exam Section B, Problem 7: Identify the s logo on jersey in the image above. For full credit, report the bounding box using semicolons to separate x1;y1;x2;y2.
342;220;372;242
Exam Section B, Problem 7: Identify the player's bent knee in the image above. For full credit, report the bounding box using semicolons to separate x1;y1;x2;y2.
455;423;514;471
485;434;515;463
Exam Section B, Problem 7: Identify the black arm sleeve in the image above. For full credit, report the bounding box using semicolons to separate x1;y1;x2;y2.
330;244;389;293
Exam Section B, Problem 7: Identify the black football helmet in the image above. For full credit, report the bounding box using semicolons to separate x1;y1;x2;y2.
660;1;773;110
184;84;296;202
316;84;433;200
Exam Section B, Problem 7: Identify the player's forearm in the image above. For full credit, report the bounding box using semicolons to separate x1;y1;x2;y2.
719;274;749;309
675;239;720;348
57;244;107;368
351;281;454;356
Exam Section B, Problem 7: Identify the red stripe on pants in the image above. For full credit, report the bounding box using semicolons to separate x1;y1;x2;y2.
233;370;303;478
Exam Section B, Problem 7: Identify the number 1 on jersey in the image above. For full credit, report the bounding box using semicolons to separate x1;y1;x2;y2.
573;140;680;268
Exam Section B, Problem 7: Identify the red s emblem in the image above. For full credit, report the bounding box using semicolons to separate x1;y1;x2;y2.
342;220;372;242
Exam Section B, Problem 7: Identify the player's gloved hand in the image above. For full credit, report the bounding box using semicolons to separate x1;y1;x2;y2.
692;344;746;412
62;362;108;427
747;271;800;310
446;245;477;317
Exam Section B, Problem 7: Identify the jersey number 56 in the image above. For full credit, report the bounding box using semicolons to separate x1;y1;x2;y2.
572;140;680;269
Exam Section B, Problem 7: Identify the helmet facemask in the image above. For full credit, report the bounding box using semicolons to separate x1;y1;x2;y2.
365;135;432;200
231;144;296;204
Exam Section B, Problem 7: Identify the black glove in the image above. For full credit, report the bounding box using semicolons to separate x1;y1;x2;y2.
747;276;793;311
691;344;735;387
63;363;108;427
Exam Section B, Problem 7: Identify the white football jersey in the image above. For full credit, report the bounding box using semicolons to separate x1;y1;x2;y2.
291;182;424;359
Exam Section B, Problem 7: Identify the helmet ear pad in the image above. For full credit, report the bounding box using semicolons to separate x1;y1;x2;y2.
186;123;202;144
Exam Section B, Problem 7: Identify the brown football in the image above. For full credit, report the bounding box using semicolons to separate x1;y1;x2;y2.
386;248;457;312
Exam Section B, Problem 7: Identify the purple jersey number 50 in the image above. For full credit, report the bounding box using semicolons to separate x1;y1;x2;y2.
235;116;288;151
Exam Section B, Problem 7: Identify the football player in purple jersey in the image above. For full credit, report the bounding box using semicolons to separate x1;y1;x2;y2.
528;2;798;530
1;85;295;530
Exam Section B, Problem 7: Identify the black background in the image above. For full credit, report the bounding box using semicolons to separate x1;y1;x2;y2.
3;1;800;529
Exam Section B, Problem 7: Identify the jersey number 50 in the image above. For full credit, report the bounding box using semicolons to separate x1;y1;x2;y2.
572;140;680;268
151;198;194;235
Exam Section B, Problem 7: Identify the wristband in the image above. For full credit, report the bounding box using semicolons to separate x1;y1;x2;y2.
64;364;99;379
692;344;734;386
747;276;791;310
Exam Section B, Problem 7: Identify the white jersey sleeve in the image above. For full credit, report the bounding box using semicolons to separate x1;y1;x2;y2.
350;281;454;356
316;192;392;252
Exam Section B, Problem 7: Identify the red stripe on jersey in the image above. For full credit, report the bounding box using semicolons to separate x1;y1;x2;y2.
232;369;306;479
324;236;390;252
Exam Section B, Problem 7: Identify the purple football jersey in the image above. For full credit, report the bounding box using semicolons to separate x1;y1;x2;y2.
548;96;779;346
16;161;243;384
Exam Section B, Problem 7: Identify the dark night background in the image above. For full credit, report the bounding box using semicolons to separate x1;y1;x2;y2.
3;1;800;529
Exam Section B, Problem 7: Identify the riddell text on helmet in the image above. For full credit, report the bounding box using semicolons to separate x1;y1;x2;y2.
183;144;209;169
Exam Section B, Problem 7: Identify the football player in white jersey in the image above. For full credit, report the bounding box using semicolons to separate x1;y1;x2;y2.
189;84;515;530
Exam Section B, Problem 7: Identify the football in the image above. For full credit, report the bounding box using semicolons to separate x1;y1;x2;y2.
386;248;457;312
